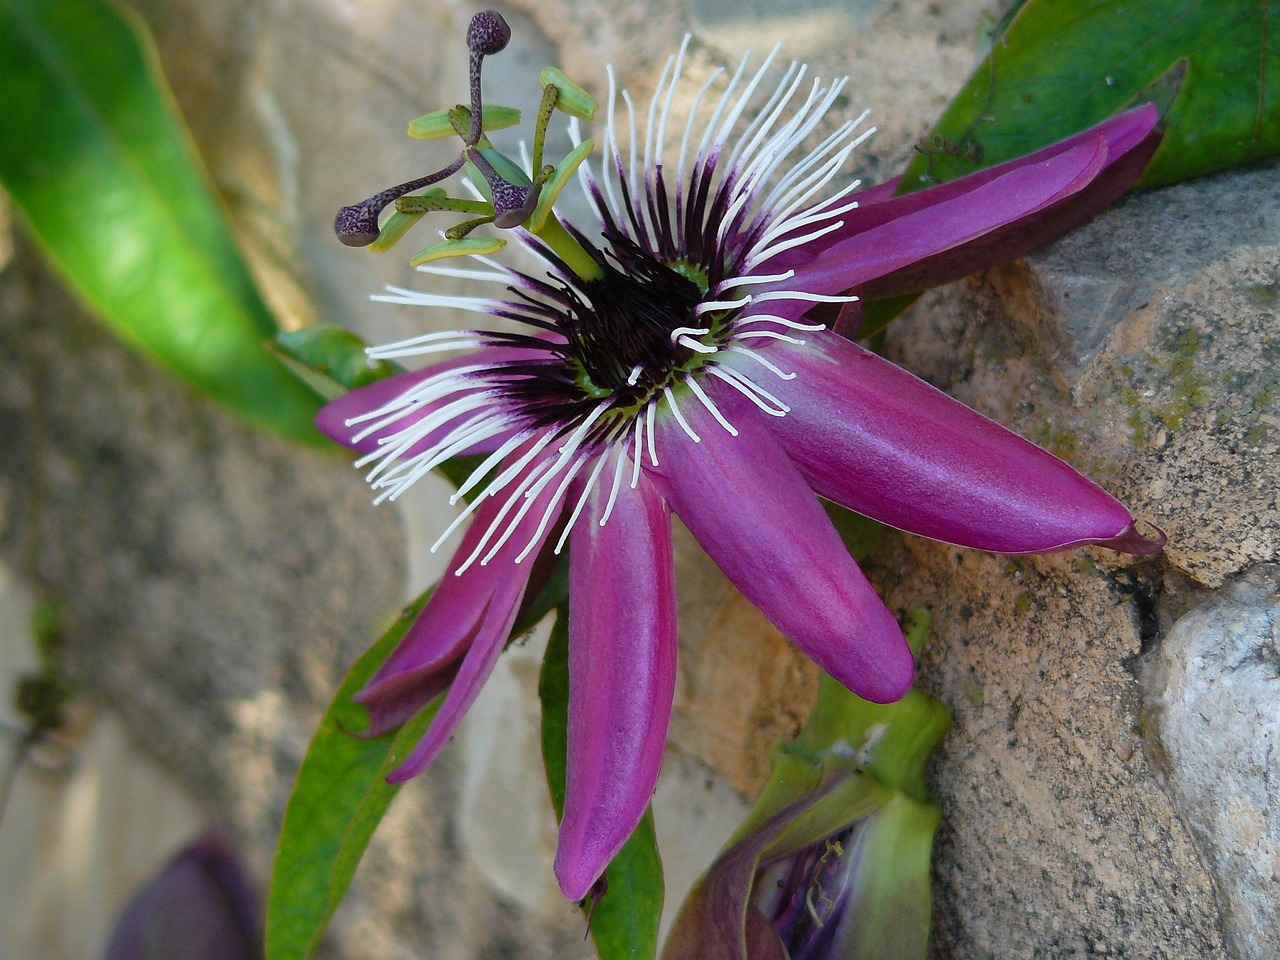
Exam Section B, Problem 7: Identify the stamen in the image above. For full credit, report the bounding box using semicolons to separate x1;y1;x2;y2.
663;385;701;442
684;376;739;436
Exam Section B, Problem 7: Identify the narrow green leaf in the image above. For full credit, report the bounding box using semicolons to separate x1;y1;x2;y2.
271;327;400;401
900;0;1280;191
539;611;664;960
266;591;439;960
0;0;322;441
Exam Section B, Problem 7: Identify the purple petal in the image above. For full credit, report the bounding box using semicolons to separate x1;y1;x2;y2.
742;329;1163;555
647;386;914;703
774;105;1160;299
354;486;532;735
371;452;569;781
554;471;677;901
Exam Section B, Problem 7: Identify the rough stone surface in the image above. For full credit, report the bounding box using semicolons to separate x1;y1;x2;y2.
1143;571;1280;960
875;160;1280;957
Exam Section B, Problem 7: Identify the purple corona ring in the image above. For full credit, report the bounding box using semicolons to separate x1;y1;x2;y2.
322;37;1164;902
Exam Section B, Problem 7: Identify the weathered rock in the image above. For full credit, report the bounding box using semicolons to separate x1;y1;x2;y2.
1143;570;1280;960
875;160;1280;957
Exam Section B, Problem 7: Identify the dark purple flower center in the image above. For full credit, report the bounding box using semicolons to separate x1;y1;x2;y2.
563;235;707;395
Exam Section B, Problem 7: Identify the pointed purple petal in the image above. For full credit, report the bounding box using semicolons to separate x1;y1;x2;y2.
372;452;569;781
743;329;1163;555
354;487;532;735
774;105;1160;298
647;387;914;703
554;471;676;901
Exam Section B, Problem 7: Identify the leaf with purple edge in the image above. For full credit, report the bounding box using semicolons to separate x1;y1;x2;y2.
539;610;664;960
899;0;1278;191
265;590;439;960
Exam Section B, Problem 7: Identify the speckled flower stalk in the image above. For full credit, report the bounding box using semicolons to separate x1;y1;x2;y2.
323;12;1164;902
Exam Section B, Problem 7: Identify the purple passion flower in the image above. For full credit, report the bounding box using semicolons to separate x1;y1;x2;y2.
322;32;1164;901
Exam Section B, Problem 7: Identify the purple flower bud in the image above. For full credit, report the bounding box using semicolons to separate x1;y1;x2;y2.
102;833;262;960
467;11;511;56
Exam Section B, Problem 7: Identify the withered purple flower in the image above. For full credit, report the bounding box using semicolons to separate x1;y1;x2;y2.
322;19;1163;901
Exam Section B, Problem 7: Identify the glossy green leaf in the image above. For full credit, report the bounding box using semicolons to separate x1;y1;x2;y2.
539;611;664;960
0;0;322;441
271;326;400;402
266;591;440;960
900;0;1280;191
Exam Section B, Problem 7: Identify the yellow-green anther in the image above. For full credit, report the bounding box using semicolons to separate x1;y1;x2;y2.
539;67;597;120
528;139;595;232
407;104;522;140
368;209;425;252
445;214;497;240
410;236;506;266
531;83;560;173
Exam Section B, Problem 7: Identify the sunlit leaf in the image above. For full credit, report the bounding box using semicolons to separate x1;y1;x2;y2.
0;0;321;441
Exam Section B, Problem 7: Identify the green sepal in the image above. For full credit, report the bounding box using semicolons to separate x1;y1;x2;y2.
269;326;400;402
539;67;598;120
408;103;522;139
528;139;595;233
409;235;506;265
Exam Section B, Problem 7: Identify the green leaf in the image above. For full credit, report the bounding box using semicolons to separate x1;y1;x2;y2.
539;611;664;960
271;327;400;401
266;591;440;960
0;0;322;442
900;0;1280;191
